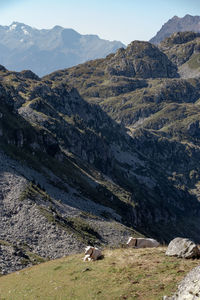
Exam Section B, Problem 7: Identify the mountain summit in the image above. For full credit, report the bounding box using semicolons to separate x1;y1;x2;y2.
0;22;124;76
150;14;200;44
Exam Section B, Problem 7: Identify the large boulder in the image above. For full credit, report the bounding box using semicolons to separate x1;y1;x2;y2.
166;237;200;259
163;266;200;300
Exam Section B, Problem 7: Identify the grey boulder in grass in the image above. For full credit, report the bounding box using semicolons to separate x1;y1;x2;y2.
163;266;200;300
166;237;200;259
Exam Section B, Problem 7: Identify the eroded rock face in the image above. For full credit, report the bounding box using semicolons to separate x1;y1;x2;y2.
163;266;200;300
166;237;200;259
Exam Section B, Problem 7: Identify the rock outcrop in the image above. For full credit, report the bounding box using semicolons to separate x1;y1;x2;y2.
166;237;200;259
163;266;200;300
105;41;178;79
159;31;200;78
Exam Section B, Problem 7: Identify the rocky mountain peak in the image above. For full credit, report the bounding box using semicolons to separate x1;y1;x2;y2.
171;15;179;20
126;40;161;57
8;22;32;34
106;40;178;79
19;70;40;80
52;25;63;31
150;14;200;44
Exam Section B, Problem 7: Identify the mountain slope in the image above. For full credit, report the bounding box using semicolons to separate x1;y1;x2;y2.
0;68;141;273
1;37;200;274
0;247;199;300
43;39;200;243
150;14;200;44
0;22;124;76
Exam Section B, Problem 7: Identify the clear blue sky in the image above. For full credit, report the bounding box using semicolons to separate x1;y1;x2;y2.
0;0;200;44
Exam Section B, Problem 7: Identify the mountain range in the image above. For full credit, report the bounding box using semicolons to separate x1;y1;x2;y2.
0;22;124;76
0;15;200;77
1;29;200;275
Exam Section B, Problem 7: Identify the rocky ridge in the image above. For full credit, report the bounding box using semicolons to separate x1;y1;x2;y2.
150;14;200;44
164;266;200;300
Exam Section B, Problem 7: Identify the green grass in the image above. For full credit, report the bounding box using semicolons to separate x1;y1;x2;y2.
19;182;52;203
0;240;11;247
0;247;199;300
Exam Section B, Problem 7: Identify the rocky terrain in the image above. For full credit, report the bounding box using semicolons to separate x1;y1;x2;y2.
150;14;200;44
1;32;200;274
164;266;200;299
160;31;200;78
45;35;200;236
0;22;124;76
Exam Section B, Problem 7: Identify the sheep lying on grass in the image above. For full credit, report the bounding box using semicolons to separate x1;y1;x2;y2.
83;246;102;261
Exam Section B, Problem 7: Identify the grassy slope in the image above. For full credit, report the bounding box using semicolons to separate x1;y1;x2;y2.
0;247;199;300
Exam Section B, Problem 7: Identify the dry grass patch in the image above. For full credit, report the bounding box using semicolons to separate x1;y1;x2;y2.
0;247;199;300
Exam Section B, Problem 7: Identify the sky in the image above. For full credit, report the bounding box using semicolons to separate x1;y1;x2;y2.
0;0;200;45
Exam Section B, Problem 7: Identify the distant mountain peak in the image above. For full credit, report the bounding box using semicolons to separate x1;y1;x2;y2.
9;21;27;28
150;14;200;44
52;25;63;31
8;22;32;36
172;15;179;20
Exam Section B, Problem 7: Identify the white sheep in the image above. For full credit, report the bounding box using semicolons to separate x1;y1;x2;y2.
83;246;102;261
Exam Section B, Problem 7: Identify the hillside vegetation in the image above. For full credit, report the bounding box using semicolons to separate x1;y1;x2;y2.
0;247;199;300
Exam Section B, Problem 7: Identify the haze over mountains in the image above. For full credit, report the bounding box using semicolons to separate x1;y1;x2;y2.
0;22;124;76
150;14;200;44
0;15;200;77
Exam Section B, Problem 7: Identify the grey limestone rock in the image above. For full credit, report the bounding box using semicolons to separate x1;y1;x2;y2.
166;237;200;259
163;266;200;300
